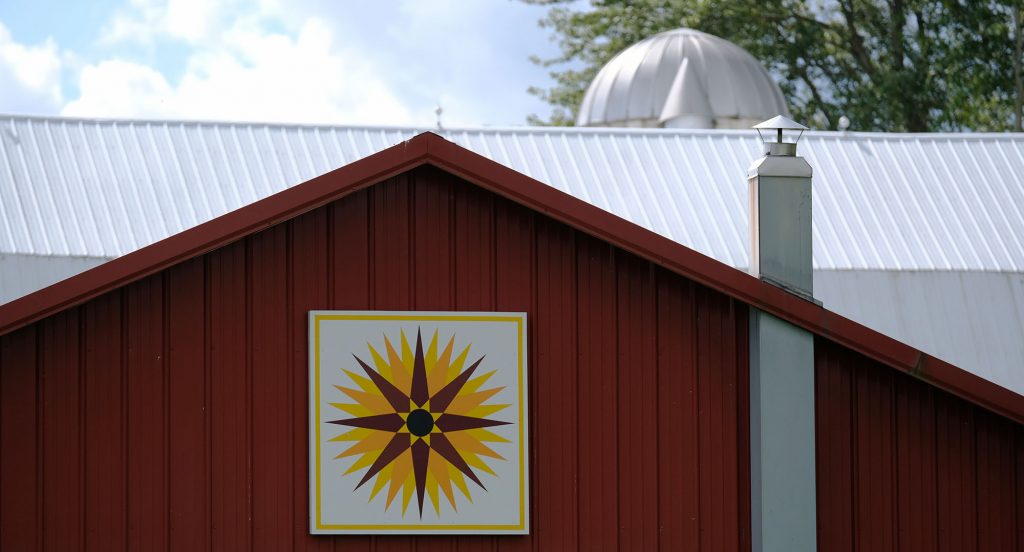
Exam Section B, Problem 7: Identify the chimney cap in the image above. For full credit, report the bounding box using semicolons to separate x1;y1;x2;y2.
754;115;807;155
753;115;808;131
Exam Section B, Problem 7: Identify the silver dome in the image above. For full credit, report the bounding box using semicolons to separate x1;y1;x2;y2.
577;28;789;129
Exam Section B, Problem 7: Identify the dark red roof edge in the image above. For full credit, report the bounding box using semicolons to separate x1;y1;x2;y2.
2;132;1020;424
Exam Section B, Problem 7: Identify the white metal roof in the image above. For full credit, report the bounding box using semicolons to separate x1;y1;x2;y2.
576;28;790;128
1;114;1023;394
3;114;1022;271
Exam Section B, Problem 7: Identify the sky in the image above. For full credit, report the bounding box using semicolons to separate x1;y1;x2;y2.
0;0;566;127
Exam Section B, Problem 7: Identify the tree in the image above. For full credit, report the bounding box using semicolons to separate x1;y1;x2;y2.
525;0;1024;131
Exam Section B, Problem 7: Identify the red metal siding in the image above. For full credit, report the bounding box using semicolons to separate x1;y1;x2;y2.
816;337;1024;551
0;166;750;551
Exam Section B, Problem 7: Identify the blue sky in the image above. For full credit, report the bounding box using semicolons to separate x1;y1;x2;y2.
0;0;564;126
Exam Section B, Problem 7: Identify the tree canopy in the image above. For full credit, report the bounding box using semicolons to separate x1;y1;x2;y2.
525;0;1024;131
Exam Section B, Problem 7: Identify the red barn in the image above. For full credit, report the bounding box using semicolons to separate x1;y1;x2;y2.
1;132;1021;550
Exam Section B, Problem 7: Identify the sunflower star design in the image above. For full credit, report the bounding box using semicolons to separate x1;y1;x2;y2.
327;328;511;518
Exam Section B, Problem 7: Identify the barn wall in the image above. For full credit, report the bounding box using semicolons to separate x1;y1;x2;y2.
816;337;1024;551
0;165;751;551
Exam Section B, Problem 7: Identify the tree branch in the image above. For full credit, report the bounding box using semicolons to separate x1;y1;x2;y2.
838;0;877;77
796;65;835;127
1015;7;1023;131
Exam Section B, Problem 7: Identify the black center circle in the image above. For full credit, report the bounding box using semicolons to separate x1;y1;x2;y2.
406;409;434;437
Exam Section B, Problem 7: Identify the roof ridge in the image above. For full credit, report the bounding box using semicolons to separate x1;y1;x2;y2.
5;113;1024;140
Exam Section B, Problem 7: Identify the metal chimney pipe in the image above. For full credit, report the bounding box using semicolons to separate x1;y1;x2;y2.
747;116;817;552
749;115;812;298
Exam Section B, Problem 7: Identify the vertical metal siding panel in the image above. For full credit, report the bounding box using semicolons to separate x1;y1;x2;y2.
331;188;371;309
83;292;126;551
576;236;618;552
451;176;500;552
371;174;414;552
894;375;938;552
38;309;82;551
208;242;251;550
494;196;535;552
696;287;721;552
656;274;698;550
975;412;1016;550
815;340;855;551
373;174;412;313
125;276;167;551
721;295;743;549
250;225;291;551
166;259;208;551
287;207;332;552
532;217;578;550
453;180;494;310
935;393;977;552
413;167;454;311
328;187;373;552
411;167;457;552
615;256;657;549
853;362;896;552
735;303;751;552
1018;428;1024;552
696;288;741;551
721;296;742;551
0;326;39;550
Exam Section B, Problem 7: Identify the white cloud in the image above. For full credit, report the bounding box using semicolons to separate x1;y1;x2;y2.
103;0;286;46
64;18;419;126
0;22;63;114
34;0;557;126
62;60;174;118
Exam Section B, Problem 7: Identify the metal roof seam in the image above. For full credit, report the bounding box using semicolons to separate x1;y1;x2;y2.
193;123;231;220
144;122;187;235
242;125;271;199
967;140;1022;264
157;122;199;231
24;122;58;252
702;134;746;255
636;134;680;243
0;123;25;253
942;137;1001;267
51;121;96;255
90;121;132;256
688;134;735;262
875;139;936;268
609;130;655;229
668;134;718;260
910;139;969;269
909;137;970;268
559;133;593;205
130;122;173;242
110;122;153;250
174;122;215;225
823;137;888;268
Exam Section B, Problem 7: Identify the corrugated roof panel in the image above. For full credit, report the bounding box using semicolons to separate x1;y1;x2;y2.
2;115;1024;272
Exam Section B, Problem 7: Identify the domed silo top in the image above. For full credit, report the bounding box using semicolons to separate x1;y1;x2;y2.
576;28;789;129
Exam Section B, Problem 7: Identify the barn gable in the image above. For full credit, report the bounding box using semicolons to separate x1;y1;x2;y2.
1;132;1022;550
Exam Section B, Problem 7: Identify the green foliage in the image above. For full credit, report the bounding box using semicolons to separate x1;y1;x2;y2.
524;0;1024;131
